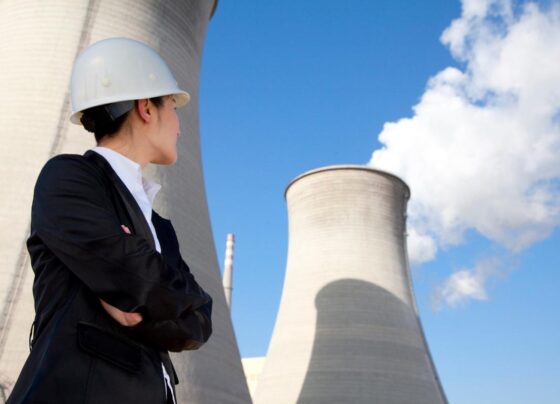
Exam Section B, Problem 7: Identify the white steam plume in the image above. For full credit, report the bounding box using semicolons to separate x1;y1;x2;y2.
369;0;560;305
431;258;503;309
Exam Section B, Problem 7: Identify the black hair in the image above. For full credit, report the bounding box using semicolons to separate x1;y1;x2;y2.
80;96;165;143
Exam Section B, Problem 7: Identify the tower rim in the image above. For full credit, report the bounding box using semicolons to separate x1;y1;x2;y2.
210;0;219;19
284;164;411;200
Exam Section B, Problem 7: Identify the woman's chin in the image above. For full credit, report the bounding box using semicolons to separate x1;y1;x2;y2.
152;153;178;165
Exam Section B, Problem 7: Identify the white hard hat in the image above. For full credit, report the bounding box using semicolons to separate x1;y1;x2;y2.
70;37;190;124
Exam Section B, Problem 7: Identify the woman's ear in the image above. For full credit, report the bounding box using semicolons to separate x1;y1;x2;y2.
136;99;152;123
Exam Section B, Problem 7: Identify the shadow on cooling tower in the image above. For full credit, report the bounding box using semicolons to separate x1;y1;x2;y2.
297;279;442;404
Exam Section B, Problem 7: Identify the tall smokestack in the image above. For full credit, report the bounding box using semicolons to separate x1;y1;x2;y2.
254;165;447;404
223;233;235;310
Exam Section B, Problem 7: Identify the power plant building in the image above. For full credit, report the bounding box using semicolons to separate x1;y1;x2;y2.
0;2;448;403
253;166;447;404
0;1;251;403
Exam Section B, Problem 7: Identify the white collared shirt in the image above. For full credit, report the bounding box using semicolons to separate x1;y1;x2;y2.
92;146;162;253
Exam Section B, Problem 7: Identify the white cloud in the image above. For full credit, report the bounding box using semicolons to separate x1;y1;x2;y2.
369;0;560;306
407;228;437;264
432;258;502;309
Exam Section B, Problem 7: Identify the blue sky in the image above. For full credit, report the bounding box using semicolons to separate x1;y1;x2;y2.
199;1;560;403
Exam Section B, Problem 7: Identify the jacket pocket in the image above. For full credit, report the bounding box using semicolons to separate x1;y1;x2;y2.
77;322;143;373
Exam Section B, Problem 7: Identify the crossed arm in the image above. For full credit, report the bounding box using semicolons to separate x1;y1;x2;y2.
100;224;143;327
98;225;213;352
31;155;212;351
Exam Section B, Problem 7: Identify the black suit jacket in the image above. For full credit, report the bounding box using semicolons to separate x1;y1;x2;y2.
8;151;212;404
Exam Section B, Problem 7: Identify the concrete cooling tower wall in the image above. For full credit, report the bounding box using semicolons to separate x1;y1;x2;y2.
0;1;251;402
254;165;447;404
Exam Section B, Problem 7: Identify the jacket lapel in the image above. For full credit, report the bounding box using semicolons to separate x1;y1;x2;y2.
83;150;156;250
152;211;181;266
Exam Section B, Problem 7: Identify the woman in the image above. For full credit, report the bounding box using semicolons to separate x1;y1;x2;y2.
8;38;212;404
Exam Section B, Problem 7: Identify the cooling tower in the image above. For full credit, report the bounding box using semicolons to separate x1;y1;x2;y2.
0;1;251;402
254;165;447;404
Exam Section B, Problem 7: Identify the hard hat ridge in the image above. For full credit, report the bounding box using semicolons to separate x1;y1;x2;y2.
70;37;190;125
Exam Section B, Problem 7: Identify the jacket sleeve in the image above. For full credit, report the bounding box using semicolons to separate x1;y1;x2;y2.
123;213;212;351
29;155;211;323
126;270;213;352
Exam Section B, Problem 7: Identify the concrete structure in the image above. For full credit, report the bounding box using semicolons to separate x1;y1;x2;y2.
241;357;266;399
254;165;447;404
223;233;235;309
0;1;251;403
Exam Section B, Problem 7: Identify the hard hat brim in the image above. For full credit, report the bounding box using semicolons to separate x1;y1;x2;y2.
70;90;190;125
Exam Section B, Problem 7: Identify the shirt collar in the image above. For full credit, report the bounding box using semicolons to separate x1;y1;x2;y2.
91;146;161;204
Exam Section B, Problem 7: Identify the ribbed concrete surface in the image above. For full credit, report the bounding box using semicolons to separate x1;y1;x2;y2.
253;166;446;404
241;357;266;400
0;1;251;402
